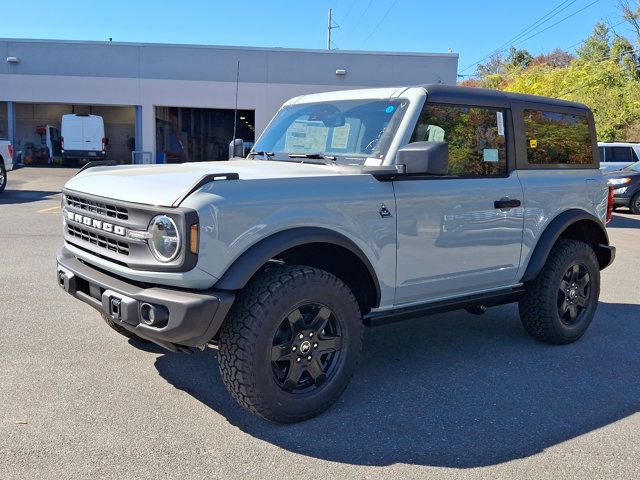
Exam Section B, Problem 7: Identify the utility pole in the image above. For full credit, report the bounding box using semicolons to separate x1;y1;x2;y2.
327;8;333;50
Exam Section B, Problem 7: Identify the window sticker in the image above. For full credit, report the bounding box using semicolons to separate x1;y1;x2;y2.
483;148;499;162
364;157;383;166
285;120;329;152
330;124;351;149
497;112;505;136
385;105;395;114
529;139;538;148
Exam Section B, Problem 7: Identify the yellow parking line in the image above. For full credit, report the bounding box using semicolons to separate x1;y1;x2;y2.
37;205;61;213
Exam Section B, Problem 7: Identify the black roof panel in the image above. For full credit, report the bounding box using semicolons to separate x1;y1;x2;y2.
419;84;589;111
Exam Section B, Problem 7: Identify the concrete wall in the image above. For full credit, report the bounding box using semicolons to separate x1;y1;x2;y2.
0;39;459;159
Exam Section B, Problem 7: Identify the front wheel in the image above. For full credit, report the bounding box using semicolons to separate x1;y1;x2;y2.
100;313;149;342
218;265;363;423
629;192;640;215
519;239;600;345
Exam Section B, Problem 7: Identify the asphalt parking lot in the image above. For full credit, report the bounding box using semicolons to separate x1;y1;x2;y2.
1;167;639;480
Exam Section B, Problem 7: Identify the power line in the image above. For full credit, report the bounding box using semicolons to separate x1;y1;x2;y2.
359;0;401;48
341;0;358;24
459;0;578;73
511;0;602;48
499;0;578;51
342;0;375;44
460;0;603;74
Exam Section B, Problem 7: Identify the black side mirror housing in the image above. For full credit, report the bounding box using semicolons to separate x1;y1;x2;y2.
397;141;449;175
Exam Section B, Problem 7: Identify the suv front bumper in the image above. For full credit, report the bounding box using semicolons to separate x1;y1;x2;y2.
56;247;234;351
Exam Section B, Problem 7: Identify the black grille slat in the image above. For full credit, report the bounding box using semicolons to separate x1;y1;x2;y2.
66;194;129;220
67;224;130;256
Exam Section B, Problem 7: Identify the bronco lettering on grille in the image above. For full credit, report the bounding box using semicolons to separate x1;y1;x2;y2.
66;211;126;237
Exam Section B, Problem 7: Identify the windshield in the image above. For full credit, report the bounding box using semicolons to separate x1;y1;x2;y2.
623;160;640;172
251;98;409;165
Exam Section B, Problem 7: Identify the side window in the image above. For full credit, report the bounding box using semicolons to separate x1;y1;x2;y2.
410;104;507;176
523;110;592;165
598;146;605;162
607;146;634;162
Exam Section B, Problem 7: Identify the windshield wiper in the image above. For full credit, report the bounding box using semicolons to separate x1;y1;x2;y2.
249;151;274;159
288;153;336;163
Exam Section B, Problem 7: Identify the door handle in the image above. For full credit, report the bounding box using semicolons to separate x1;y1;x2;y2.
494;199;521;209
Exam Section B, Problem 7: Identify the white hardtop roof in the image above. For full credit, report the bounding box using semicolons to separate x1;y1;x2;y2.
286;87;424;105
598;142;640;147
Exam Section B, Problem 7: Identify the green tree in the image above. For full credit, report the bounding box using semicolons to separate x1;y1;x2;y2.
576;22;611;61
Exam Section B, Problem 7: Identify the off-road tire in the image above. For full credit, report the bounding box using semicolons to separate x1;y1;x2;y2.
519;239;600;345
218;264;363;423
0;161;6;193
100;312;146;341
629;192;640;215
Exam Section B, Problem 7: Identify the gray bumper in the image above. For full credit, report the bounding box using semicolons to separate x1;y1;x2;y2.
56;247;234;351
613;196;630;207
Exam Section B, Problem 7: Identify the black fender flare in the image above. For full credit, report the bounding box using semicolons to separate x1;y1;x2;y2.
521;209;614;282
214;227;381;306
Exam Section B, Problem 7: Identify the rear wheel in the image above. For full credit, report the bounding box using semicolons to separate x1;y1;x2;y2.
218;264;363;423
0;161;6;193
519;239;600;345
629;192;640;214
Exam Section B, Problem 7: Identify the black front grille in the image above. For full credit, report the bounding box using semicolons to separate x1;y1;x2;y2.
67;224;130;256
66;194;129;220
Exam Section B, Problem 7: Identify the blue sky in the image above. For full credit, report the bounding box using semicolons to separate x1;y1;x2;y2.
0;0;632;76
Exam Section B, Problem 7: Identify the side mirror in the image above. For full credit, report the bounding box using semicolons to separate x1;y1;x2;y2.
229;138;244;159
397;141;448;175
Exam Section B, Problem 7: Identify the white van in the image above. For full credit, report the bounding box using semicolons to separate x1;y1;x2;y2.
61;114;106;162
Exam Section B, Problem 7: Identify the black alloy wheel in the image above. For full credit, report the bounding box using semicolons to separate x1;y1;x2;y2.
557;263;591;325
271;303;343;394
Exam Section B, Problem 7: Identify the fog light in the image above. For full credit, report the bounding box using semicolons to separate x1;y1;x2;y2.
140;303;169;327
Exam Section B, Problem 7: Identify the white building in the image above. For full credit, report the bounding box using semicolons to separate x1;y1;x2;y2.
0;38;458;164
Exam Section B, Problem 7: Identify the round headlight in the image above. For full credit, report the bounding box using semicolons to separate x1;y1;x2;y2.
148;215;180;262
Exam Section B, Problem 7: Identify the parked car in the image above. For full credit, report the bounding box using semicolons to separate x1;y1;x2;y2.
606;160;640;213
598;142;640;172
0;139;13;193
56;85;615;423
61;114;106;164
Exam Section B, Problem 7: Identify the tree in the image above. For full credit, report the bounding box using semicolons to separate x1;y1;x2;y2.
577;22;611;61
531;49;574;68
476;51;506;78
506;47;533;69
619;0;640;45
611;36;639;78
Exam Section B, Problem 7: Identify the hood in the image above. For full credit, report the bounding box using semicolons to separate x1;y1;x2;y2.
604;168;640;179
63;159;346;207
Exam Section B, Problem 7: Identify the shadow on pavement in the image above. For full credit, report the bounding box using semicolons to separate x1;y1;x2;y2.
154;301;639;468
0;189;60;205
609;213;640;229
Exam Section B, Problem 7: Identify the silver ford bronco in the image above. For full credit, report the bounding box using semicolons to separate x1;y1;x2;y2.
57;85;615;423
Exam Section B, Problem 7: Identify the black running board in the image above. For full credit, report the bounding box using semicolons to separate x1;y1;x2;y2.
364;287;525;327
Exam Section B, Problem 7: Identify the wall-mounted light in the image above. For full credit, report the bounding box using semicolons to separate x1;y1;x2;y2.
335;69;347;76
6;56;20;64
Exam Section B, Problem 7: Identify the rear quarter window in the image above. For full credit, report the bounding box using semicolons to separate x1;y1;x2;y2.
523;110;592;165
605;146;635;163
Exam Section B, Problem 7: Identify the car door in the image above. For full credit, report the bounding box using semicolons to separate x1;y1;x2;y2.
393;102;524;305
